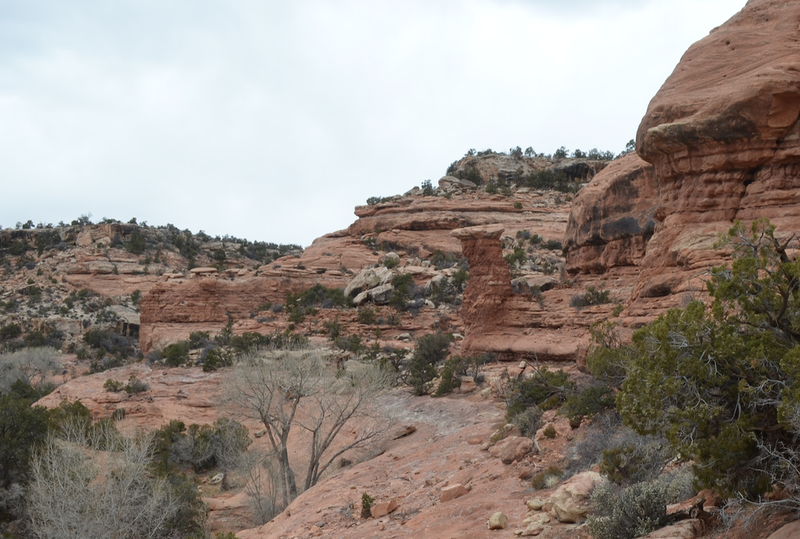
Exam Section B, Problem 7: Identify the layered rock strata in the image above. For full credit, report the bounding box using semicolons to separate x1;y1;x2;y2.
565;0;800;320
453;224;615;361
633;0;800;305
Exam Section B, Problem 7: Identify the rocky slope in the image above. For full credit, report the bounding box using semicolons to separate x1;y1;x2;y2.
0;220;301;362
138;153;615;358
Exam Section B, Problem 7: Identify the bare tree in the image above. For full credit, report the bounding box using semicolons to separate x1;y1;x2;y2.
237;448;282;525
227;349;392;507
27;422;185;539
0;347;59;393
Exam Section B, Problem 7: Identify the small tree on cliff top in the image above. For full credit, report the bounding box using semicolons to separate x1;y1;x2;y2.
227;349;392;507
589;219;800;501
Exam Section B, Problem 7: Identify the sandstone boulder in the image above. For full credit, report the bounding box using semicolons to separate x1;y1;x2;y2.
440;484;469;502
488;512;508;530
370;498;398;518
550;471;603;523
640;519;703;539
369;283;394;305
344;266;393;297
489;436;536;464
766;521;800;539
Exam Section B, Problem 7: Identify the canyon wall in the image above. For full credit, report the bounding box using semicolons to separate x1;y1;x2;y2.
564;0;800;320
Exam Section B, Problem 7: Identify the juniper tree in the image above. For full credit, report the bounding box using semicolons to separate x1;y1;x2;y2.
589;219;800;501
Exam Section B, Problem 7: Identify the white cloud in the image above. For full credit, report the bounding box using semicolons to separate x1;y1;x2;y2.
0;0;744;245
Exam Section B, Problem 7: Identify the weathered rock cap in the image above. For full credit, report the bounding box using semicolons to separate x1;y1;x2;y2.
451;224;505;240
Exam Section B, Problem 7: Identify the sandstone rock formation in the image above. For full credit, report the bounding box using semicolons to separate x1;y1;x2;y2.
564;153;658;274
549;471;603;523
563;0;800;326
453;224;617;360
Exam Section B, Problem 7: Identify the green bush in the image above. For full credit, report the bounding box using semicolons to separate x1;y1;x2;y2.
361;492;374;518
505;366;573;421
530;466;563;490
104;379;124;392
570;286;611;308
587;473;693;539
504;247;526;268
388;274;415;310
433;353;493;397
202;348;233;372
408;331;454;396
124;375;149;394
286;284;350;310
599;436;672;486
171;418;252;473
0;389;50;489
587;219;800;499
124;229;146;255
357;307;378;325
562;385;616;424
0;323;21;341
510;406;543;438
162;341;191;366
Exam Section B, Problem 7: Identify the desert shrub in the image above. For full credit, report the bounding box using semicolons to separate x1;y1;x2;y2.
202;348;234;372
124;229;147;255
82;328;137;359
0;387;51;489
524;168;582;193
229;332;274;355
421;179;434;196
366;196;393;205
587;473;694;539
88;356;124;374
543;239;563;251
510;406;544;438
452;268;469;288
124;375;149;394
286;284;349;311
408;331;454;395
104;379;124;392
585;220;800;499
46;399;92;432
562;385;616;424
434;353;493;396
0;324;21;341
504;247;526;268
361;492;374;518
388;273;415;310
0;347;59;393
358;307;378;325
172;418;251;473
570;286;611;308
531;466;564;490
130;289;142;305
543;424;557;439
161;341;191;366
428;279;461;307
600;437;672;486
430;250;459;270
505;366;574;421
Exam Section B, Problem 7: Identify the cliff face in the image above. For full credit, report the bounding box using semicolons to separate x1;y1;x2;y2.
564;0;800;321
564;154;658;274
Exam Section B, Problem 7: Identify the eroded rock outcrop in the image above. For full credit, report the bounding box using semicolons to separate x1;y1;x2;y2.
453;224;611;361
634;0;800;302
564;153;658;274
564;0;800;321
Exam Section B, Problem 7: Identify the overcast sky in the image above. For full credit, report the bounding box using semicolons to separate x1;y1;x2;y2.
0;0;743;247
